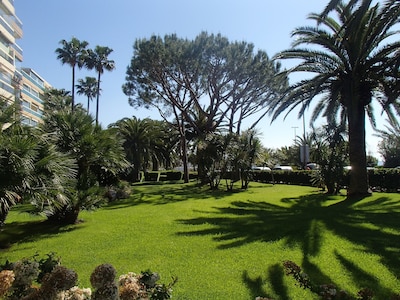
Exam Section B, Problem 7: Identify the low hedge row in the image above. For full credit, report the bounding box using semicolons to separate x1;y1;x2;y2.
143;171;183;182
140;169;400;192
253;168;400;192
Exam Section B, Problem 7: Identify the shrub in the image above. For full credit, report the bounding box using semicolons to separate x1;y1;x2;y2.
0;254;177;300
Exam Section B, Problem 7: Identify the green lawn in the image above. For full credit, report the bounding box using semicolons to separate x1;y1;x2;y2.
1;182;400;299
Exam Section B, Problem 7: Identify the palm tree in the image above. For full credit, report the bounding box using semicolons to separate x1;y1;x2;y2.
43;88;72;113
319;0;357;19
55;37;89;111
76;77;98;114
269;0;400;197
85;46;115;124
376;118;400;167
310;124;349;194
41;101;129;224
0;96;77;226
111;117;167;182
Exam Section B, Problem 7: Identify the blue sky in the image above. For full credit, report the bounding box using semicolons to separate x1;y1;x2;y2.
15;0;383;158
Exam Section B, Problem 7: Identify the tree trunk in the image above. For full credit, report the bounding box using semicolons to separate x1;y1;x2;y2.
180;134;190;183
71;66;75;112
95;72;101;125
347;103;370;197
0;210;8;227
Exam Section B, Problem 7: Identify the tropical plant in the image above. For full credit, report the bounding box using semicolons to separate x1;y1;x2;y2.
195;133;227;189
269;0;400;197
42;88;72;112
223;129;262;190
376;118;400;167
0;123;36;226
110;117;178;182
85;46;115;124
40;95;129;224
0;97;77;226
55;37;89;111
310;124;349;194
76;77;98;114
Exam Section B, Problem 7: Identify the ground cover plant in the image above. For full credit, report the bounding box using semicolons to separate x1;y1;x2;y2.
1;182;399;299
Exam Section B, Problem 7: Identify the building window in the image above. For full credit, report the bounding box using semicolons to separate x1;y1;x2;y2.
31;89;39;98
22;100;29;108
31;103;38;112
23;83;30;93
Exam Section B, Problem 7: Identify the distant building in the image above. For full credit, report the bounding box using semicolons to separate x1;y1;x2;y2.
0;0;23;99
20;68;51;126
0;0;50;126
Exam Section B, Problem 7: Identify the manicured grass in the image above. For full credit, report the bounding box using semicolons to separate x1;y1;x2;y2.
1;182;400;299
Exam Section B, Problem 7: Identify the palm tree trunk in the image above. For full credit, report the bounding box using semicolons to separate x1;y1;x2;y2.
95;72;101;125
71;66;75;112
347;103;370;197
87;96;90;114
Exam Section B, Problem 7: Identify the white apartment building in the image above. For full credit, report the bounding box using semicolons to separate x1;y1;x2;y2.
0;0;50;126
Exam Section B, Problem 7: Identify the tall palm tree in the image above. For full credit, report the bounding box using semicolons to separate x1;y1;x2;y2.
85;46;115;124
76;77;98;114
319;0;358;19
269;0;400;197
55;37;89;111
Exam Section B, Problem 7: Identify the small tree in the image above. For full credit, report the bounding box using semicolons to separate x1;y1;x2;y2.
310;124;349;194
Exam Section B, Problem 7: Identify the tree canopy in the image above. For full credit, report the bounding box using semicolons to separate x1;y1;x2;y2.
123;32;287;136
123;32;287;182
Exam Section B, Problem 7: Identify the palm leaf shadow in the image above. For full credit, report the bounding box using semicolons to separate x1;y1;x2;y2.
176;192;400;298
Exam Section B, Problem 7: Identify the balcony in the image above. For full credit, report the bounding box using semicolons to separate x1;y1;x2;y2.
0;15;15;42
11;42;22;61
0;0;15;16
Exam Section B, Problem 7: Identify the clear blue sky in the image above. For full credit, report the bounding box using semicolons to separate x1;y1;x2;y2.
15;0;383;158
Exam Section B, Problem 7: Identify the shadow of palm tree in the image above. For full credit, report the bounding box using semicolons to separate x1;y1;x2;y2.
0;220;81;250
176;192;400;298
242;264;290;300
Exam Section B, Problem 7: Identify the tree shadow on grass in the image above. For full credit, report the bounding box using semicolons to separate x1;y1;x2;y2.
0;219;81;250
176;192;400;298
242;264;289;300
105;183;275;210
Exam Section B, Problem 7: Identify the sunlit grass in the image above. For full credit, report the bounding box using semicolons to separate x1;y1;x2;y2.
1;182;400;299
